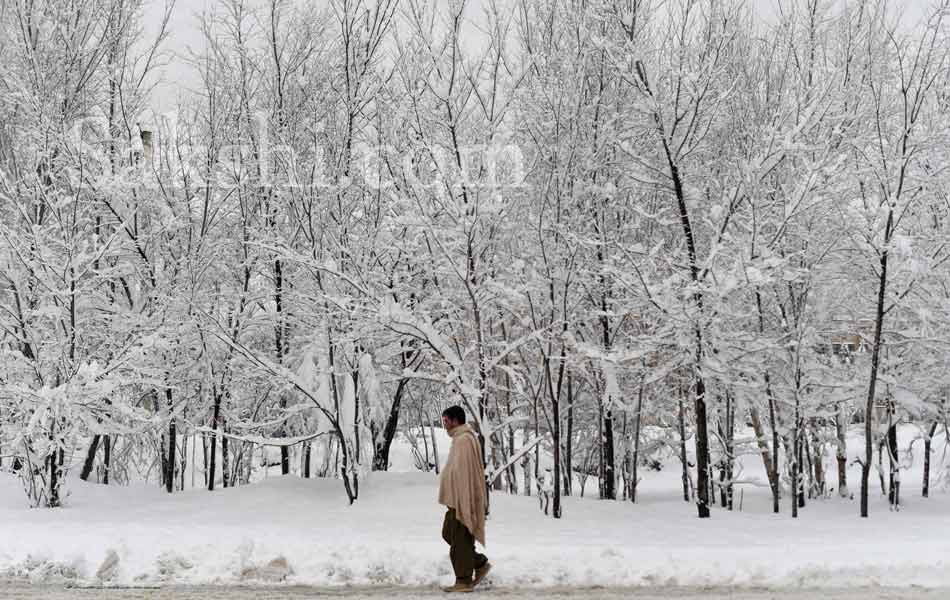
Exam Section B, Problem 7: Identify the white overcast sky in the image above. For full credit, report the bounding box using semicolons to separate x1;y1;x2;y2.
143;0;934;113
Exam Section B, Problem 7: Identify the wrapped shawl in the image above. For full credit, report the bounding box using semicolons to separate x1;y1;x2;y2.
438;424;487;546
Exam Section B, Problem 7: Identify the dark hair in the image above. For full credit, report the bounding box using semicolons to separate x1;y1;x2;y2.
442;405;466;425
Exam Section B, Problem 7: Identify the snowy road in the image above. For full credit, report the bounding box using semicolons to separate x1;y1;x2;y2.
0;586;947;599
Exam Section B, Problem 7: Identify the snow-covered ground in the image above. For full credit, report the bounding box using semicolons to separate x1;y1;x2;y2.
1;585;948;599
2;425;950;589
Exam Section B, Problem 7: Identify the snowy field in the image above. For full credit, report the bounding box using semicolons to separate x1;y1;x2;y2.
2;426;950;590
1;585;948;600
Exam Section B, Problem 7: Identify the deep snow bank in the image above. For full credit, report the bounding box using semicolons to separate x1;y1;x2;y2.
2;464;950;588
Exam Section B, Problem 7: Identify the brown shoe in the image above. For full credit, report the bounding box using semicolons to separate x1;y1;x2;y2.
473;562;492;587
443;581;474;593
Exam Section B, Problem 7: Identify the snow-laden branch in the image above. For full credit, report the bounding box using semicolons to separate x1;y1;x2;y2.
190;425;330;448
486;436;543;484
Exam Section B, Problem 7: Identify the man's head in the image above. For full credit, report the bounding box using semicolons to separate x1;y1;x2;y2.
441;405;466;431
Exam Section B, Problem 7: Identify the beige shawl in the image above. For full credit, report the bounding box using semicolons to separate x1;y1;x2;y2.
438;424;487;546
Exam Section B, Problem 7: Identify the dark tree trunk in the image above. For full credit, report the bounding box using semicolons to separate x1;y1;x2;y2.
726;395;735;510
166;423;176;493
603;408;616;500
373;379;407;471
304;442;312;478
552;379;561;518
237;441;247;485
208;390;222;491
418;406;431;469
694;373;711;518
522;450;532;496
535;397;541;495
507;426;517;494
797;431;806;509
597;223;615;501
274;255;289;476
431;410;441;474
564;374;574;496
678;393;690;502
791;431;799;518
501;345;517;494
811;428;825;497
202;434;209;488
887;421;899;507
160;434;168;489
718;462;727;508
804;433;815;499
862;208;892;518
597;392;604;499
716;394;735;510
878;440;887;496
635;60;710;518
81;397;113;483
598;320;616;500
48;450;60;507
717;402;726;508
222;422;230;488
836;402;848;498
923;421;938;498
753;291;781;513
279;427;290;474
769;388;780;511
80;435;101;481
750;405;778;512
103;434;111;484
490;444;505;492
544;333;569;519
165;388;175;494
180;429;187;492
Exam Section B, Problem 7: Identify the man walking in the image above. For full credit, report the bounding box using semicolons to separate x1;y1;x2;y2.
438;405;491;593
